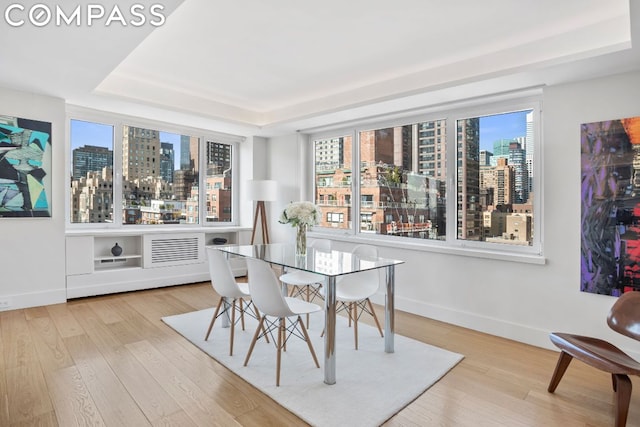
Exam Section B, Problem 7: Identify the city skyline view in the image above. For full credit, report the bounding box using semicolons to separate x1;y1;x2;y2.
313;107;534;244
70;110;531;163
70;119;234;225
70;120;185;169
479;110;529;151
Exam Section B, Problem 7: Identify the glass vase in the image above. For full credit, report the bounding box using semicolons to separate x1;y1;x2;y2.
296;224;307;256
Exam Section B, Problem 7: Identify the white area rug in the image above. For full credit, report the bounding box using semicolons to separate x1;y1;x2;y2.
162;308;463;427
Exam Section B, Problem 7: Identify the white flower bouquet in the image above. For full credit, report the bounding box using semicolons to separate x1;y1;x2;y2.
279;201;321;227
279;201;321;255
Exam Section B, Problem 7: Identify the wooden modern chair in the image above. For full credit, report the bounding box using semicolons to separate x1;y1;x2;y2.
321;244;384;349
244;257;322;386
205;247;265;356
279;239;331;327
547;290;640;427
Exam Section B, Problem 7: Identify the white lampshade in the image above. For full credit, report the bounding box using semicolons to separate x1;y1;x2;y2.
247;179;278;202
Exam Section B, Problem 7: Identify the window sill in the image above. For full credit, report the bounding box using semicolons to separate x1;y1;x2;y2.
308;230;546;265
66;225;252;236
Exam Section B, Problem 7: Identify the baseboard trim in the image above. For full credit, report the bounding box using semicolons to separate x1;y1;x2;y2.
371;293;555;351
371;294;640;361
66;272;210;299
0;288;67;312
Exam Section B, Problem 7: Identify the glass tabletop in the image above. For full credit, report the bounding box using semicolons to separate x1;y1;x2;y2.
217;243;403;277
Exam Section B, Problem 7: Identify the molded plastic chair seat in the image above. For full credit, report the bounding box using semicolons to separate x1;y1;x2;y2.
280;270;325;287
320;244;383;349
548;290;640;427
279;239;330;328
244;257;322;386
205;247;266;356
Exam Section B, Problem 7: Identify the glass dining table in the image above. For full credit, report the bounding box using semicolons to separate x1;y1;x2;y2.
219;243;404;385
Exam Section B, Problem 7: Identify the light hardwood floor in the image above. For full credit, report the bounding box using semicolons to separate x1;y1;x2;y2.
1;280;639;426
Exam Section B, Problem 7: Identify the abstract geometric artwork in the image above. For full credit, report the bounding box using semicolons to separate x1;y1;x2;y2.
581;116;640;295
0;115;52;217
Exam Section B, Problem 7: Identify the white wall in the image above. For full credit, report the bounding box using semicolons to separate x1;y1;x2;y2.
0;88;67;309
266;70;640;359
239;136;267;229
265;133;301;244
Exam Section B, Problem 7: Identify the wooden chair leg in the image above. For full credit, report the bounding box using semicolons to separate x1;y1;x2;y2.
353;302;359;350
283;318;287;352
229;299;237;356
240;298;246;331
276;318;284;387
306;286;311;328
205;297;224;340
251;303;269;343
613;374;632;427
367;298;384;337
547;351;573;392
297;316;320;368
244;317;265;367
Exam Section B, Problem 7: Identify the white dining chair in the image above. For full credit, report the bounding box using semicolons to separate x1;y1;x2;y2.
205;247;266;356
279;239;331;328
322;244;384;350
244;257;322;386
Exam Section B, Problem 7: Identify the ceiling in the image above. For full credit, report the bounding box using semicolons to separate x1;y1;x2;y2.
1;0;638;136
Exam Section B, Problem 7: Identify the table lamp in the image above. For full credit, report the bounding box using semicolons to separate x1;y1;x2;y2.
247;179;278;244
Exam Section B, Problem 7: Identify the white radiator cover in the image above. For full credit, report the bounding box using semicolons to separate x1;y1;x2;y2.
143;233;204;268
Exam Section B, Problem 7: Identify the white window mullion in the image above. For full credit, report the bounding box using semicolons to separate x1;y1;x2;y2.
352;129;360;236
446;115;458;245
112;122;124;226
198;134;205;226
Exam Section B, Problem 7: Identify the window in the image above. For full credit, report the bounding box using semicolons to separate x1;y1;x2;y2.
457;110;534;246
358;121;446;240
326;212;344;224
69;119;114;223
68;110;241;228
310;97;540;256
122;125;199;225
314;136;351;230
204;140;233;222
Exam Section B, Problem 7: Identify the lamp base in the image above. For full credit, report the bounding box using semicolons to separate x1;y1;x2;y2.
250;201;270;245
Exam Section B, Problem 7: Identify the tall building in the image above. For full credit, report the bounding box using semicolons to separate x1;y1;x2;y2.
206;141;232;175
525;111;534;193
315;137;349;177
70;167;113;223
360;128;395;166
481;157;515;208
159;142;174;183
180;135;191;170
205;175;232;222
173;169;197;201
457;118;481;240
394;126;413;170
415;120;446;179
72;145;112;179
480;149;493;166
491;138;512;166
122;126;160;181
509;141;528;203
189;136;199;172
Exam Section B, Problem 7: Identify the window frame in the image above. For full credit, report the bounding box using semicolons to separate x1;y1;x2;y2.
307;93;544;263
66;107;243;229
